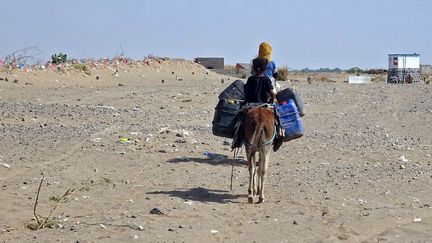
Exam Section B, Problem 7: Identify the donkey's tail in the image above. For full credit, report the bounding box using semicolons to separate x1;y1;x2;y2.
246;122;265;153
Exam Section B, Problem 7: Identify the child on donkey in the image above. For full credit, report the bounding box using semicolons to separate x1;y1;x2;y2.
232;57;284;151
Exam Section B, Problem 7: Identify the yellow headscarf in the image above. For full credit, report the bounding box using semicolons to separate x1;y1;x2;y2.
258;42;272;62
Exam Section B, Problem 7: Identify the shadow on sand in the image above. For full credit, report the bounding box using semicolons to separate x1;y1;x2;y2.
166;153;246;166
147;187;244;204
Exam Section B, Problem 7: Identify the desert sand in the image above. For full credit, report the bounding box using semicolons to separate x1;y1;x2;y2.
0;59;431;242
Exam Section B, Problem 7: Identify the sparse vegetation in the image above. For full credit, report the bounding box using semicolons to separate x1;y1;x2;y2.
276;67;288;81
49;195;70;203
366;69;387;75
297;67;342;73
27;176;78;230
371;74;387;82
234;68;248;79
72;63;91;75
345;67;365;74
51;53;68;65
422;74;431;84
3;47;43;66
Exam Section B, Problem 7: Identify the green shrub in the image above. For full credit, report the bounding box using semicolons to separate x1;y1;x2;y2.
345;67;364;74
72;63;91;75
51;53;67;65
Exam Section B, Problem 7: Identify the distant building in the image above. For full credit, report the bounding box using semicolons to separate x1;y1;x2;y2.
195;57;224;69
387;53;421;83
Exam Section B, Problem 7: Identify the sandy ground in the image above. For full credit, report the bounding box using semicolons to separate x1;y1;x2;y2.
0;60;432;242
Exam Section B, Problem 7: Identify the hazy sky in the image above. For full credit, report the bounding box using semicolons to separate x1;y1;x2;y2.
2;0;431;69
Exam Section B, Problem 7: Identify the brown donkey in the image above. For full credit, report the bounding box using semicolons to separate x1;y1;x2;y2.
244;107;276;203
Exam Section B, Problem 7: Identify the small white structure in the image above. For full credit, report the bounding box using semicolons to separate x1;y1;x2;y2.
387;53;420;83
348;75;372;84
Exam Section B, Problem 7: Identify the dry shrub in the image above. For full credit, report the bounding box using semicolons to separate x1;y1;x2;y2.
317;75;334;82
371;74;387;82
307;75;335;83
276;67;288;81
27;176;78;230
72;63;91;75
235;69;248;79
422;75;431;84
317;75;329;82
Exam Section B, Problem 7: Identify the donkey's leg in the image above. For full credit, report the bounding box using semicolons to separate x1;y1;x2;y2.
256;150;263;196
258;145;271;203
252;153;258;196
246;147;255;204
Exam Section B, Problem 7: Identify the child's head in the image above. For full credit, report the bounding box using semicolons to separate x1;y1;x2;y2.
252;57;268;76
258;42;272;62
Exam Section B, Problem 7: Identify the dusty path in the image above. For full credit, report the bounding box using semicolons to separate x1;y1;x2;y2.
1;65;432;242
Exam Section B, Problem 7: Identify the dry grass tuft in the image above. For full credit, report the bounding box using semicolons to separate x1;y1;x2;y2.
276;67;288;81
72;63;91;75
27;176;79;230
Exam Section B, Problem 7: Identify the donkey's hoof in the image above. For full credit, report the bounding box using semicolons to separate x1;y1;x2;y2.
257;198;265;204
248;197;254;204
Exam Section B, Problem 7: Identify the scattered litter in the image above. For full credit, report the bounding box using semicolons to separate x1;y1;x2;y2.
100;224;106;229
82;196;90;199
119;137;130;144
358;199;367;205
399;155;408;163
91;138;102;142
144;134;153;142
150;208;165;215
413;217;422;222
1;163;10;168
159;127;170;133
95;105;115;110
176;130;190;137
129;225;144;231
184;200;193;205
400;164;406;169
130;132;141;136
210;230;219;234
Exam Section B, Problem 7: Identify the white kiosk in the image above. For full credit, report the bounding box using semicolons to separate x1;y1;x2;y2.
387;53;420;83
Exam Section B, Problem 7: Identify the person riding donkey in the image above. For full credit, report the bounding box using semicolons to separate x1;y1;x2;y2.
232;57;284;151
258;42;280;91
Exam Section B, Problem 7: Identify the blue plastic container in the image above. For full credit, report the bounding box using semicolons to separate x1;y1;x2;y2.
275;99;304;141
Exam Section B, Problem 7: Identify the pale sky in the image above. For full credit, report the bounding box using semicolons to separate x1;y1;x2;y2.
2;0;431;69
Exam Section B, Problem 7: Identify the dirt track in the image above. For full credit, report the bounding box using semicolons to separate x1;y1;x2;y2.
1;63;432;242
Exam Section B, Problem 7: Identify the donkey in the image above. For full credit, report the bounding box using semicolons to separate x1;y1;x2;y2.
244;107;276;203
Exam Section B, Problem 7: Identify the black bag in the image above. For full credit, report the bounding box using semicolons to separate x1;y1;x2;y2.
218;80;245;100
276;88;305;116
212;99;241;138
